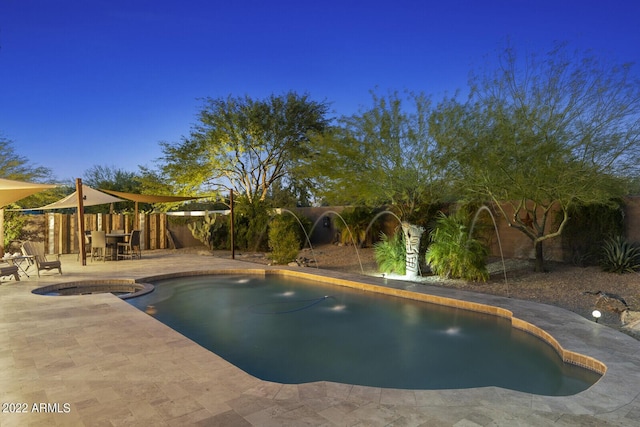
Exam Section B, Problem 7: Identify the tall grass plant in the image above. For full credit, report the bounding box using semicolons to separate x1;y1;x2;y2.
425;210;489;281
374;230;406;275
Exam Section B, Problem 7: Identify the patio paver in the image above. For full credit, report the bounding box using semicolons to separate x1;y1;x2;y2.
1;250;640;426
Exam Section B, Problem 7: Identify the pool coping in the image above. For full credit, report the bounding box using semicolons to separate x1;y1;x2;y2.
2;253;640;425
133;266;640;411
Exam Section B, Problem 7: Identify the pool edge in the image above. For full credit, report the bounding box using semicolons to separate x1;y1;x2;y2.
136;267;607;377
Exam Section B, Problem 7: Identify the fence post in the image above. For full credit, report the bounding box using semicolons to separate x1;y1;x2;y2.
47;213;55;254
139;213;146;250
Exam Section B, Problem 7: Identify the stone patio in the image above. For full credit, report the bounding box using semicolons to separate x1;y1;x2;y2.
2;250;640;426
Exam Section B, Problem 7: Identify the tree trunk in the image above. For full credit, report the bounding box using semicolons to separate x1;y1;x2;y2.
534;240;545;272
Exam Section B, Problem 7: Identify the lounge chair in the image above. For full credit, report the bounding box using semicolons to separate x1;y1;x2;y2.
117;230;141;260
21;241;62;277
0;263;19;281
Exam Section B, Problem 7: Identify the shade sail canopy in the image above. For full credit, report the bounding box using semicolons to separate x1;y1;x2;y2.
0;178;57;208
99;189;202;203
36;185;125;209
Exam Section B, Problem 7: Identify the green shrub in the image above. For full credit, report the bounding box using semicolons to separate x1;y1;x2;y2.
4;207;27;248
209;218;230;250
600;236;640;274
374;230;405;275
268;214;303;264
234;200;271;251
333;206;381;247
425;211;489;282
561;201;625;266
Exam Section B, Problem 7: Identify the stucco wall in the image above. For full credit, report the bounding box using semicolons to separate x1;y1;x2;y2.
484;203;564;262
624;196;640;243
485;197;640;262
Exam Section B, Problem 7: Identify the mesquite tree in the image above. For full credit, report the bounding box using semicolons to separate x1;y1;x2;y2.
158;92;329;205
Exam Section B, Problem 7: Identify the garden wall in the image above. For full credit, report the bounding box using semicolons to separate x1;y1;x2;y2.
625;197;640;243
289;206;345;244
484;203;564;262
484;197;640;262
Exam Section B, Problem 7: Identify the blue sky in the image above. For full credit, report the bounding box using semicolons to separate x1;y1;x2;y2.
1;0;639;182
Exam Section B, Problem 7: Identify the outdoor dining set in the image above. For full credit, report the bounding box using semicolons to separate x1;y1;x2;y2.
83;229;142;262
0;229;142;281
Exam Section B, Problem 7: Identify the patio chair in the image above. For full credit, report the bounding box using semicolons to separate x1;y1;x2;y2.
117;230;141;260
21;241;62;277
0;263;20;281
91;231;108;262
77;231;92;261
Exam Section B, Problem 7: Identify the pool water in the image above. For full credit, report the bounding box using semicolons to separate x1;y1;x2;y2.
127;274;600;395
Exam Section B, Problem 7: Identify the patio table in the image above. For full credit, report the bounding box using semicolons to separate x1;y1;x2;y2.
106;233;128;260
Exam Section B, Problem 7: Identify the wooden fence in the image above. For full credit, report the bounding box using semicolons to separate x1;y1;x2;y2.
44;213;169;255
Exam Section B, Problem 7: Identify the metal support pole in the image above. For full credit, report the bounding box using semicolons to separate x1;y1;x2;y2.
76;178;86;265
230;189;235;259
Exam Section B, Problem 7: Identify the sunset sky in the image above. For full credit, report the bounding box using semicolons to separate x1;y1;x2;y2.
1;0;638;182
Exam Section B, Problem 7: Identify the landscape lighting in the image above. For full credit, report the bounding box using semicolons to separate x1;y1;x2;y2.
592;310;602;323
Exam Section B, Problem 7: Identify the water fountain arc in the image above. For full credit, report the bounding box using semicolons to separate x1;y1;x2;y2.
310;210;365;275
362;210;403;242
279;208;319;269
469;205;509;296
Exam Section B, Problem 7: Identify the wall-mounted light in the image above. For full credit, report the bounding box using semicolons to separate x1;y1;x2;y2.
592;310;602;323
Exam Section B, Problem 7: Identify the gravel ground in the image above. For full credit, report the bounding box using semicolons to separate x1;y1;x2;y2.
209;243;640;335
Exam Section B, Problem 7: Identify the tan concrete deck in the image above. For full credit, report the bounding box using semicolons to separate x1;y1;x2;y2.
2;250;640;426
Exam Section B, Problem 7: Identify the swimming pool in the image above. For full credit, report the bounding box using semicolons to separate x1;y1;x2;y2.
127;272;601;396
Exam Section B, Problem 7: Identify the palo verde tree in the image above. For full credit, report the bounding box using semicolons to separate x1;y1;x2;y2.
430;43;640;272
158;92;330;205
299;91;444;219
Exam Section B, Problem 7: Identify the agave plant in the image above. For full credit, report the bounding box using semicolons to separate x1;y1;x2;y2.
425;211;489;282
374;230;406;275
600;236;640;274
